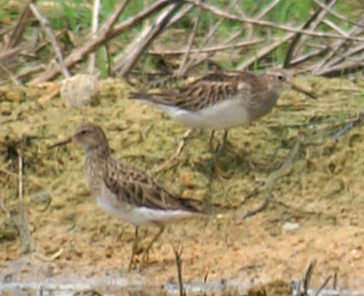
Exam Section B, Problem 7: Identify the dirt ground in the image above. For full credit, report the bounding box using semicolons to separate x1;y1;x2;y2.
0;75;363;295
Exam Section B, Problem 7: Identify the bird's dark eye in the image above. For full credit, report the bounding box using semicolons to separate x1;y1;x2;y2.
80;130;88;135
277;75;284;80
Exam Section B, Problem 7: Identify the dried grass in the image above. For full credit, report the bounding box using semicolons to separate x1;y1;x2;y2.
0;76;363;287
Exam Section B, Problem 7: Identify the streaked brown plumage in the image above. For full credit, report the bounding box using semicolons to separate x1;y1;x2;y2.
130;69;315;171
49;123;210;271
130;69;316;130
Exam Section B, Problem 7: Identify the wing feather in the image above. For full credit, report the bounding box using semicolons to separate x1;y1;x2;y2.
130;71;268;112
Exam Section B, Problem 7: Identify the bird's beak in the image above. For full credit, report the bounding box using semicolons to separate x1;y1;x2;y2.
48;136;73;149
291;82;317;99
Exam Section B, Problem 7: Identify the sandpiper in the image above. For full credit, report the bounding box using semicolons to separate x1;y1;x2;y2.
49;123;209;271
130;69;316;167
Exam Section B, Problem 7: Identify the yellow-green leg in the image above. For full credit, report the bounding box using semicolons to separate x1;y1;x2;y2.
208;130;229;176
128;226;139;272
139;225;165;271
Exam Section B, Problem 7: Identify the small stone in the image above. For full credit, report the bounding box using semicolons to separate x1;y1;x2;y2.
282;222;300;232
61;74;99;108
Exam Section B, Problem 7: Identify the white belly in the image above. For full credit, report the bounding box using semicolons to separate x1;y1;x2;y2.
158;99;250;129
97;196;194;226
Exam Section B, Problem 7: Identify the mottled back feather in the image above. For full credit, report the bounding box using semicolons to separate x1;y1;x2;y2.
78;124;209;215
131;71;269;112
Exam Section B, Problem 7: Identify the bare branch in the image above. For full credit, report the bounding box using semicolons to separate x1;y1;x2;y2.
322;19;350;37
100;0;131;34
185;0;364;41
285;0;337;66
115;1;183;76
6;1;35;49
177;6;202;75
237;34;295;70
0;45;29;63
313;17;364;73
28;0;171;85
0;63;21;85
148;39;263;56
290;47;329;67
255;0;280;20
181;0;241;74
29;3;71;78
165;4;194;28
88;0;101;74
317;56;364;76
313;0;364;29
326;42;364;68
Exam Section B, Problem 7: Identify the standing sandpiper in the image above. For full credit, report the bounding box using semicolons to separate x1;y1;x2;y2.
49;123;209;271
130;69;316;168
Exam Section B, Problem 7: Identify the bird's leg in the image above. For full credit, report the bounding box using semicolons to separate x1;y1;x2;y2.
209;130;229;176
139;225;165;271
128;226;139;272
154;129;193;173
217;130;229;154
208;130;216;152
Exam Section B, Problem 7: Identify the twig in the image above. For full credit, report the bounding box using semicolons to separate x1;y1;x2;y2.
237;34;295;70
148;39;263;56
234;4;253;38
164;4;194;29
6;0;35;49
16;64;47;81
314;276;332;296
315;55;364;76
181;0;241;74
292;259;316;296
29;0;170;85
0;63;21;86
153;128;193;174
313;0;364;29
293;259;337;296
100;0;130;34
34;248;64;262
172;245;185;296
17;137;33;254
29;3;71;78
0;45;30;63
284;2;330;67
325;42;364;69
313;17;364;73
88;0;101;75
331;112;364;141
239;195;270;220
185;0;364;41
0;166;18;178
298;0;338;61
115;1;183;76
322;19;349;37
255;0;280;19
177;5;202;75
303;259;316;294
290;47;329;67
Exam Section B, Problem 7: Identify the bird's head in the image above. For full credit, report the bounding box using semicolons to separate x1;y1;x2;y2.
49;123;109;152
